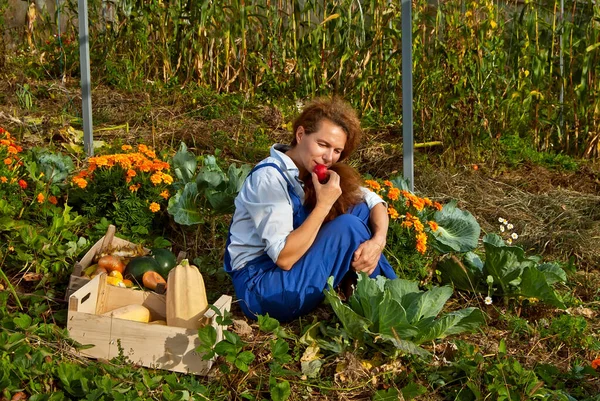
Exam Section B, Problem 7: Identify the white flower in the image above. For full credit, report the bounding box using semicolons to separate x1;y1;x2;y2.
499;225;505;232
484;296;493;305
503;220;508;226
507;223;514;230
511;232;519;240
507;238;513;245
498;217;504;223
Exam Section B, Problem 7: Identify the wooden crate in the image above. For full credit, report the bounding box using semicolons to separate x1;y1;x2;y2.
67;273;232;376
66;224;147;299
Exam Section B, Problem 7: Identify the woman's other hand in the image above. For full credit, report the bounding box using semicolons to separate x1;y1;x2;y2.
351;238;385;275
312;170;342;211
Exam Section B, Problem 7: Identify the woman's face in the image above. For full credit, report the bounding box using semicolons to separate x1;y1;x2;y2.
293;119;347;175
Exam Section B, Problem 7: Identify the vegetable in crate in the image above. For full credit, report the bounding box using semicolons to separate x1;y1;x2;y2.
166;259;208;329
101;304;150;323
142;271;167;291
98;255;125;274
125;256;161;282
149;248;177;278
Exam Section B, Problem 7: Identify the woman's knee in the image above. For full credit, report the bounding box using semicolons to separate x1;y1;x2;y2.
326;213;366;231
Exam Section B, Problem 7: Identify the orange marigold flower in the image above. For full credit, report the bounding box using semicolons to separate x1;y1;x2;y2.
72;177;87;189
0;139;10;146
384;180;393;187
150;173;163;185
387;207;399;220
18;179;27;189
94;156;109;167
592;358;600;370
126;169;137;177
138;144;149;153
159;190;170;199
416;232;428;254
412;197;426;212
149;202;160;213
413;219;424;232
364;179;381;192
7;146;18;154
138;161;153;173
152;160;170;171
0;176;6;183
387;187;401;201
161;173;173;185
144;149;156;159
37;193;45;203
121;144;133;151
48;195;58;205
4;158;12;165
428;221;439;231
423;197;433;207
433;202;443;211
129;184;141;192
401;212;414;228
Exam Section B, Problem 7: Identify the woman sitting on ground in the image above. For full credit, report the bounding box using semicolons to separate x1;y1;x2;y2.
224;97;397;322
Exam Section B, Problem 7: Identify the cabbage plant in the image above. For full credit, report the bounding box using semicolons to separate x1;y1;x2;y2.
322;273;484;357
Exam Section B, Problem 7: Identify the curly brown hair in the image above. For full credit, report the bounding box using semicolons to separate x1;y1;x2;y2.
291;96;362;161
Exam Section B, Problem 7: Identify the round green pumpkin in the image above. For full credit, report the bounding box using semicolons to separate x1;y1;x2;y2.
150;248;178;278
125;256;161;282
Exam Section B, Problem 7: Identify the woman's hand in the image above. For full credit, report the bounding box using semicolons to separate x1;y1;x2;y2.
351;238;385;276
312;170;342;211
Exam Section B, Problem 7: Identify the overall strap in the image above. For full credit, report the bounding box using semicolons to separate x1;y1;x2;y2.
249;162;296;193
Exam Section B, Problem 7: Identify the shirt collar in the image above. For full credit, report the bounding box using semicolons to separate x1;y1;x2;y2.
271;144;298;172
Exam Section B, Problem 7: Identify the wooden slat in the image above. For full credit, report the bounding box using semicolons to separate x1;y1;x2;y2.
69;274;101;313
67;312;213;375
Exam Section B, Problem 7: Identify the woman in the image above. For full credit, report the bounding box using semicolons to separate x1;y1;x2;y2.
224;97;397;322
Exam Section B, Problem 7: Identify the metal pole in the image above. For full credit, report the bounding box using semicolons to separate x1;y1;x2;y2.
402;0;414;191
78;0;94;156
559;0;564;132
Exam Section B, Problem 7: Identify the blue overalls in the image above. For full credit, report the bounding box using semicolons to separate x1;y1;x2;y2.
224;163;397;322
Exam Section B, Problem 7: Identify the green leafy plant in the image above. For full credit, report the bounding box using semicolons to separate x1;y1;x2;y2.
168;142;251;225
15;84;33;110
437;234;567;308
322;273;484;357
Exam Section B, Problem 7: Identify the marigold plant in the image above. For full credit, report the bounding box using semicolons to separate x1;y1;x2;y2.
0;127;86;278
365;178;442;257
69;144;174;238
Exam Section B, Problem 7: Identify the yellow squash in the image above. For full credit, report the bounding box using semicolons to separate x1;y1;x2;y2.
101;304;150;323
166;259;208;329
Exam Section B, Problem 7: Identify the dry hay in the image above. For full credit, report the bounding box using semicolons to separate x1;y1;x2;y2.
413;165;600;270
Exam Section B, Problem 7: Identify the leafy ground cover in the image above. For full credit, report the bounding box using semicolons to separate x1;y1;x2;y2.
0;73;599;400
